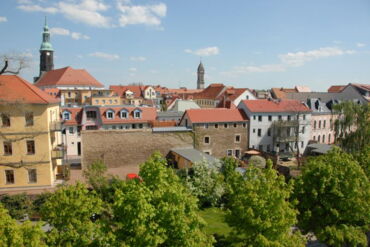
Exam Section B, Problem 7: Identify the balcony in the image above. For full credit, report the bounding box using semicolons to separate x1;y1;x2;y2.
51;149;64;159
275;135;298;143
49;121;63;131
274;120;299;127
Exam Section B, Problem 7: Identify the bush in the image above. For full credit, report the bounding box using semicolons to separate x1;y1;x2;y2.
0;193;32;220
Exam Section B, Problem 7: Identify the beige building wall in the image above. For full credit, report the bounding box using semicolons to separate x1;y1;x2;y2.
311;114;337;144
0;103;62;189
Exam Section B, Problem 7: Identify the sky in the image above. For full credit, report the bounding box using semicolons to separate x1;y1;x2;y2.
1;0;370;91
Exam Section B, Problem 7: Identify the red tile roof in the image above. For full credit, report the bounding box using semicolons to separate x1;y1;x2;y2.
0;75;60;104
351;83;370;92
192;83;226;99
271;88;297;99
62;107;83;126
99;106;157;124
185;108;248;123
241;99;311;113
35;66;104;88
327;85;345;93
43;88;60;98
109;85;143;98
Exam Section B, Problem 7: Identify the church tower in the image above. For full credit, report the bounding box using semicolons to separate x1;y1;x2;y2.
197;61;205;89
39;17;54;78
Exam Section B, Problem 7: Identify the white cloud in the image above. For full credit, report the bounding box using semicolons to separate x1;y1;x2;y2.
128;67;137;72
0;16;7;23
17;4;58;14
117;0;167;27
130;56;146;62
50;27;90;40
89;52;120;60
356;43;366;48
185;46;220;56
279;46;355;67
233;64;286;73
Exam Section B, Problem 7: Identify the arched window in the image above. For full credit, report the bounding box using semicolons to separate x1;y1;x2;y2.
314;120;317;129
318;120;321;129
322;135;326;143
133;109;142;119
318;135;321;143
106;110;115;119
328;134;331;143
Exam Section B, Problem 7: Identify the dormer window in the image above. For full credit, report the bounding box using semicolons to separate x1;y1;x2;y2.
106;110;115;119
120;110;128;119
133;109;142;119
63;111;71;120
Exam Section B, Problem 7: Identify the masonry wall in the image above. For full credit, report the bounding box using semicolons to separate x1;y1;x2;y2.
81;129;194;173
193;122;248;159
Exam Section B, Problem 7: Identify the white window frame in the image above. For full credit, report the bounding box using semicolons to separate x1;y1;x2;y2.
235;134;241;143
63;111;71;120
227;149;233;156
134;109;142;119
120;110;128;119
106;110;115;119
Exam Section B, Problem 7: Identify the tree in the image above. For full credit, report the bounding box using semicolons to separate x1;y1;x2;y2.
0;203;46;247
113;152;214;247
183;161;225;208
0;54;29;75
40;183;113;246
0;193;32;220
293;148;370;246
333;101;370;153
226;160;305;246
83;160;109;194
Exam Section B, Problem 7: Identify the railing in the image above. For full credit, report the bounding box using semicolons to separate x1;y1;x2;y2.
51;150;64;159
275;136;298;143
274;120;299;127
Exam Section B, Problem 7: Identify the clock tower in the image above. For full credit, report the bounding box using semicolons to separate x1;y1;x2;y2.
39;17;54;78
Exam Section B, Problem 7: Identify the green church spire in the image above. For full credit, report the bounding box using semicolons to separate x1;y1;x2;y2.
40;16;53;51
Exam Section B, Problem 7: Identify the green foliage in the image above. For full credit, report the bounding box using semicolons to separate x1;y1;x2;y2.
352;144;370;178
226;163;305;246
294;148;370;246
334;101;370;153
0;203;46;247
183;161;225;208
40;183;112;246
248;155;266;168
30;192;52;218
317;224;367;247
0;193;32;220
113;152;214;247
220;157;239;182
83;160;109;193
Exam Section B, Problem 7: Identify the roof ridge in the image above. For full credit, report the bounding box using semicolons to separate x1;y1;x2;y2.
17;76;50;104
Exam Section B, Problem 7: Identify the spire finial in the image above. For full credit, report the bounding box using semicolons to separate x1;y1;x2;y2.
44;16;47;27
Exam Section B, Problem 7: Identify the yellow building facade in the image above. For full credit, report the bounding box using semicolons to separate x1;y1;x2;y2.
0;75;63;191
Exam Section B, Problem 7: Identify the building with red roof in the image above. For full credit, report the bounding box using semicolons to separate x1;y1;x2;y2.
109;85;158;106
179;108;249;159
238;99;312;155
0;75;63;191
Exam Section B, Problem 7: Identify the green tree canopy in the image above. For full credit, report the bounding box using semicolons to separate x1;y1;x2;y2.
40;183;112;246
113;152;214;247
0;203;46;247
294;148;370;246
226;160;305;246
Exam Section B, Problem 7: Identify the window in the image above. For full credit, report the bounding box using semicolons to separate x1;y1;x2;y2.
109;100;113;104
25;112;34;126
318;135;321;142
63;112;71;120
28;169;37;183
235;135;241;143
134;110;142;119
323;120;326;128
86;111;97;119
318;120;321;129
258;116;262;122
285;143;289;150
68;92;71;97
227;149;233;156
302;126;305;134
120;110;128;119
243;123;247;128
139;124;143;129
301;141;304;148
253;128;256;133
204;151;211;155
204;124;209;129
314;120;317;129
267;145;271;152
267;128;271;136
86;125;98;130
313;136;316;141
204;136;210;144
26;140;35;155
215;124;218;129
323;135;326;143
253;116;256;120
259;145;263;151
278;115;282;121
106;110;114;119
303;114;306;120
330;119;333;130
224;123;228;128
95;100;99;104
328;134;331;143
102;100;106;104
257;129;262;137
1;114;10;127
3;142;12;155
5;170;14;184
235;149;241;158
287;115;291;121
233;123;237;128
69;127;74;134
268;115;272;121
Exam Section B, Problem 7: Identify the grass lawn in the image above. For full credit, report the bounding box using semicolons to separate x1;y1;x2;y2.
198;207;232;236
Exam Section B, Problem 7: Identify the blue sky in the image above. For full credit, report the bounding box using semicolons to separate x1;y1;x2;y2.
1;0;370;90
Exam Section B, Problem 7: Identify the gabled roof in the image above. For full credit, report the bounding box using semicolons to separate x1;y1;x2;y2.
184;108;248;123
0;75;60;104
271;88;298;99
110;85;143;98
327;85;345;93
192;83;226;100
62;107;83;126
240;99;311;113
35;66;104;88
350;83;370;92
